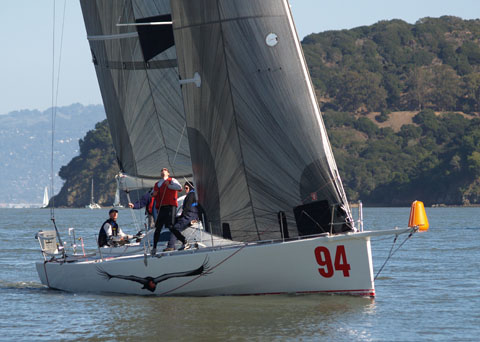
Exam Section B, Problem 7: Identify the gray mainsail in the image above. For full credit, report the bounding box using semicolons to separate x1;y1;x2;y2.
80;0;192;180
171;0;353;241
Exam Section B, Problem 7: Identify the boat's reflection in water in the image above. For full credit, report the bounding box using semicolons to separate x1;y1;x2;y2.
92;294;376;341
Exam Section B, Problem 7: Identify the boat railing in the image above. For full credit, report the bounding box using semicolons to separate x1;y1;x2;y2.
35;230;60;260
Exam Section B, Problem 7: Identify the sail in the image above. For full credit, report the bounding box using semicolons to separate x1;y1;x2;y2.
113;184;121;207
42;187;49;208
80;0;192;180
171;0;353;241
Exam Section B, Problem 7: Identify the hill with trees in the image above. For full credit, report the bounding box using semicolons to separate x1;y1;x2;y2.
52;17;480;207
50;120;120;207
303;16;480;114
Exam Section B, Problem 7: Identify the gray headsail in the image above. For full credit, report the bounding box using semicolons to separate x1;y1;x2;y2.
171;0;353;241
80;0;192;181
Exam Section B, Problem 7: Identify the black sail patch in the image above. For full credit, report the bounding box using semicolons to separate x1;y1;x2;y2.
136;14;175;61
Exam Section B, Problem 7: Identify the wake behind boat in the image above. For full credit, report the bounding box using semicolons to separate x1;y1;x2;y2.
35;0;428;297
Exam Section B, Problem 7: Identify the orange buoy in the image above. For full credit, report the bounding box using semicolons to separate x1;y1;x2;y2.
408;200;429;231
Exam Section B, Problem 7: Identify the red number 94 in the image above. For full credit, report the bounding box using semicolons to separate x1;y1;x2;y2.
314;245;351;278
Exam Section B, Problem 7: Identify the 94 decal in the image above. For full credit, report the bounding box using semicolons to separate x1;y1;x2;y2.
314;245;351;278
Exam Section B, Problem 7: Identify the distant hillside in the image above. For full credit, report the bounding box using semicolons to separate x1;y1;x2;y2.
324;109;480;206
0;104;105;206
303;16;480;114
50;120;120;207
300;16;480;206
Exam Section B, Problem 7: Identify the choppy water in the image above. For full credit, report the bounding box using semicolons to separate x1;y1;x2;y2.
0;207;479;341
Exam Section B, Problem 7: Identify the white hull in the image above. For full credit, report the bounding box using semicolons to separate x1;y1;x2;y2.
36;232;382;297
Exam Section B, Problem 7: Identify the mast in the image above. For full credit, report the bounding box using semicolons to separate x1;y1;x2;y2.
90;179;95;205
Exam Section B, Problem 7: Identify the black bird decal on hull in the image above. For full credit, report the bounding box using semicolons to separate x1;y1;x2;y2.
96;257;210;292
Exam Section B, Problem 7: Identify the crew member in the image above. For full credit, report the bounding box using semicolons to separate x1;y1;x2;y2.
151;168;182;255
165;181;198;251
98;209;133;247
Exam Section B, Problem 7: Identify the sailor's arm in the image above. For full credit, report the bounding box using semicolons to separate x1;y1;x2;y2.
168;178;182;191
103;222;113;237
128;192;150;209
116;227;133;240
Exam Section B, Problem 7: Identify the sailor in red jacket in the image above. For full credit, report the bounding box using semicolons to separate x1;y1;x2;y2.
151;168;182;255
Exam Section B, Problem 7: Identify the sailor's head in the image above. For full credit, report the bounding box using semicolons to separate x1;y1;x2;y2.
161;168;170;179
184;181;194;193
109;208;118;220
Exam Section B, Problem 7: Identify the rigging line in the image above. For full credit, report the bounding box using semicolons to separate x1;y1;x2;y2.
159;245;247;296
49;0;67;218
122;2;151;230
374;230;414;280
49;0;56;218
125;190;142;233
171;123;187;167
54;0;67;110
47;0;67;253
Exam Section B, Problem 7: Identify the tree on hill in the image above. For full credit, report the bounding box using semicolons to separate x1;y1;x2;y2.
50;120;119;207
324;109;480;206
302;16;480;114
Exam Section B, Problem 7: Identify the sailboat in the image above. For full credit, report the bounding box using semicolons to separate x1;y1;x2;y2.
112;186;123;208
41;186;49;208
112;176;124;208
35;0;428;296
85;179;101;209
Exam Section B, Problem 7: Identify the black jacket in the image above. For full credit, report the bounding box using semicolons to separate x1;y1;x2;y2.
182;190;199;220
98;218;119;247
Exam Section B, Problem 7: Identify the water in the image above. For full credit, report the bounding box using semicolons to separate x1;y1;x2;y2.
0;207;479;341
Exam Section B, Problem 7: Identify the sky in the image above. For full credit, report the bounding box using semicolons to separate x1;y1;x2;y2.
0;0;479;115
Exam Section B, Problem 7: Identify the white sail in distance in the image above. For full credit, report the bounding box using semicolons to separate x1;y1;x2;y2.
42;186;49;208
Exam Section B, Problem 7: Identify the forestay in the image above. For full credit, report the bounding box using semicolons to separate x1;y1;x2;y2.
80;0;192;181
171;0;353;242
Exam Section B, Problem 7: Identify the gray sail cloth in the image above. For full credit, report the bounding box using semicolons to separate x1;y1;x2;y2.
80;0;192;180
171;0;353;241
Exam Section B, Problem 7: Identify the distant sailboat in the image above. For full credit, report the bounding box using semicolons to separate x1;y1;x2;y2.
112;177;124;208
86;179;101;209
41;186;49;208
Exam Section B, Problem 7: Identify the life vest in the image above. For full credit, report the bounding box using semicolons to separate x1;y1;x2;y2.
98;218;118;247
155;178;178;208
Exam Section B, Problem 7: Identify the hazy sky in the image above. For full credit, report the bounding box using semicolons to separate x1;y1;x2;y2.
1;0;478;115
